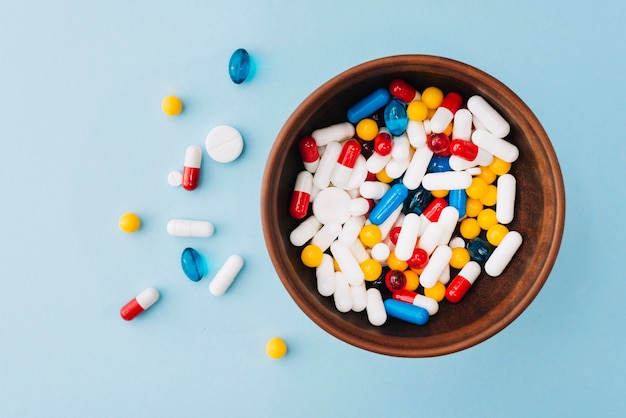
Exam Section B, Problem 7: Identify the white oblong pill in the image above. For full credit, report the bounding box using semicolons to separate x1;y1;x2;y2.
311;122;355;147
209;254;244;296
339;215;366;246
167;219;214;237
472;129;519;163
168;170;183;187
343;155;368;191
350;281;367;313
452;108;473;141
402;146;433;190
406;120;427;148
359;181;390;200
458;260;481;285
349;197;370;217
205;125;244;163
330;240;364;286
412;294;439;315
394;213;421;261
385;155;411;179
485;231;523;277
311;222;341;252
366;288;387;326
391;133;410;160
419;245;453;288
496;174;516;224
421;171;472;191
333;272;352;313
316;254;335;297
312;187;352;225
437;206;460;246
417;222;442;255
349;239;370;264
467;95;511;138
313;141;342;190
365;152;392;174
289;216;322;247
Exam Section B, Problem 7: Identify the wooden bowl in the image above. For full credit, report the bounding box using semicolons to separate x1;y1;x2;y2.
261;55;565;357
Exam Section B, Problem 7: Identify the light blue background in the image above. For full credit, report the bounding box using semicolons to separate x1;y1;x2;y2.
1;1;624;417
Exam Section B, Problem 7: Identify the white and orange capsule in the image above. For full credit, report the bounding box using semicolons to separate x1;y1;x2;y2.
120;287;160;321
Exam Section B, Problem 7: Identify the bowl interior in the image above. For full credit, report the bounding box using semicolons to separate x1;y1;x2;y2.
261;55;565;357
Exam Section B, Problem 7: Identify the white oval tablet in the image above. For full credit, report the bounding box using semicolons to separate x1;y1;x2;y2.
205;125;244;163
312;187;351;225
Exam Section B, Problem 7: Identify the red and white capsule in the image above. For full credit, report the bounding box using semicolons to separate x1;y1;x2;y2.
389;79;420;103
182;145;202;190
289;170;313;219
430;92;463;133
445;261;481;303
120;287;160;320
299;136;320;173
331;139;361;188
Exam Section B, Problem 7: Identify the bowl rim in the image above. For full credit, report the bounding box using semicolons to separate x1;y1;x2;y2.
261;54;566;357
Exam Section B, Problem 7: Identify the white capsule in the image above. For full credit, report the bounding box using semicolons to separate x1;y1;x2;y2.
330;240;364;286
417;222;442;255
412;294;439;315
391;133;410;160
437;264;451;285
448;148;494;171
316;254;335;297
420;245;453;288
167;219;214;237
339;215;366;246
385;154;411;179
348;197;370;217
449;236;466;249
343;155;368;191
313;141;342;190
289;216;322;247
430;107;454;134
458;260;482;285
209;254;244;296
394;213;421;261
349;239;370;264
472;129;519;163
406;120;427;148
359;181;390;200
485;231;523;277
370;242;390;263
333;272;353;313
452;108;473;141
437;206;460;246
421;171;472;191
403;146;433;190
311;222;341;252
496;174;516;224
312;187;352;225
366;288;387;326
311;122;355;147
467;95;511;138
377;206;403;240
350;281;367;313
365;152;392;174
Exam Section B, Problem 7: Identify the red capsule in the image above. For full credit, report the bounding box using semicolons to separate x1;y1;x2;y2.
422;197;448;222
289;171;313;219
407;247;429;270
392;289;418;304
385;269;406;292
440;92;463;113
182;145;202;191
337;139;361;169
445;261;481;303
389;79;418;103
374;132;393;156
120;288;160;321
450;139;479;161
299;136;320;172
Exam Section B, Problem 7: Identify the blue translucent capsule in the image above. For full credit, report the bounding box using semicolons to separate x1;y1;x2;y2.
448;189;467;218
369;183;408;225
427;156;452;173
347;88;391;124
384;299;429;325
402;185;433;215
468;237;495;264
383;98;408;136
228;48;251;84
181;247;208;282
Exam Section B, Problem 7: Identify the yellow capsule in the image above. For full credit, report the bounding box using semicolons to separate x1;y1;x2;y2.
359;224;382;248
376;167;394;183
466;177;488;199
477;166;497;184
266;337;287;359
486;224;509;246
356;118;378;141
431;189;449;198
301;244;323;268
460;218;481;239
489;157;512;176
480;184;498;206
450;247;470;269
465;198;484;218
387;251;408;271
161;95;183;116
421;86;444;109
403;269;419;291
361;259;383;282
424;281;446;302
407;100;429;121
477;208;498;230
119;212;141;233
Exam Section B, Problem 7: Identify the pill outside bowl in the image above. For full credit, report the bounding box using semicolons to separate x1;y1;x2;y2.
261;55;565;357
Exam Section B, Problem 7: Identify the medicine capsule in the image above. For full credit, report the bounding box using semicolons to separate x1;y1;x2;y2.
181;247;207;282
430;92;463;134
452;108;473;141
228;48;251;84
182;145;202;191
366;288;387;326
167;219;215;237
299;136;320;173
419;245;453;289
383;98;408;136
383;299;429;326
467;95;510;138
421;171;472;191
450;139;479;161
445;261;481;303
392;290;439;315
289;170;313;219
330;240;365;286
332;139;362;188
426;133;451;157
402;146;434;190
347;87;391;124
209;254;244;296
369;184;409;226
496;173;516;224
472;129;519;163
394;213;421;261
389;79;419;103
120;287;160;321
485;231;523;277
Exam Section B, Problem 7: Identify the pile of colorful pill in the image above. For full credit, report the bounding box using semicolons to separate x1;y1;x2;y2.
288;80;523;327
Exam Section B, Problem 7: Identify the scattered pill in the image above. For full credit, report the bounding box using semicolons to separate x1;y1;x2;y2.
168;170;183;187
182;145;202;191
205;125;244;163
167;219;215;237
228;48;251;84
119;212;141;233
161;95;182;116
289;170;313;219
209;254;244;296
181;247;207;282
266;337;287;359
120;287;160;320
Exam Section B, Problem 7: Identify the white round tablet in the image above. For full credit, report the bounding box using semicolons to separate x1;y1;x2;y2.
312;187;351;225
168;170;183;187
205;125;244;163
